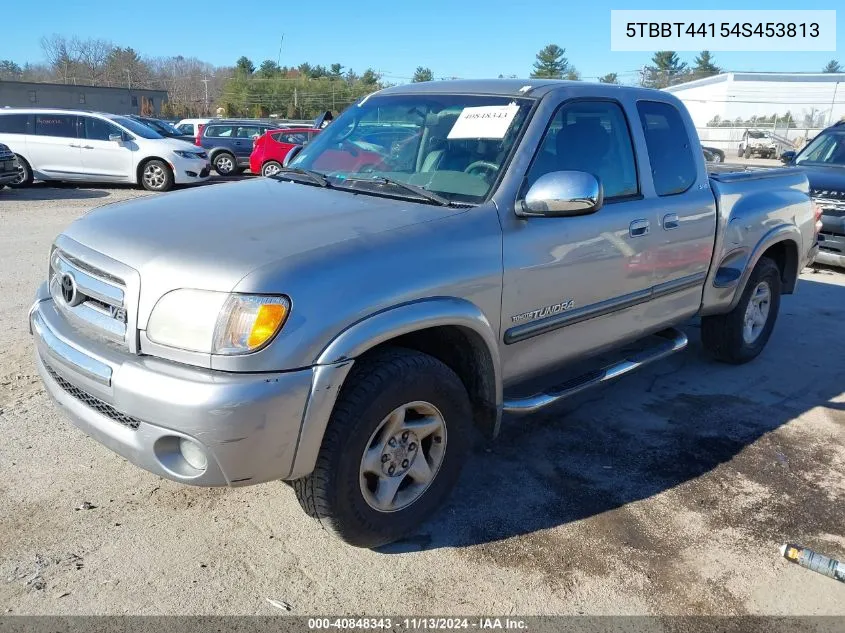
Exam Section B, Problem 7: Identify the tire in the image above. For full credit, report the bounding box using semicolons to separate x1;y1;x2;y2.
293;347;472;548
261;161;282;177
9;156;33;188
140;159;174;192
744;147;752;159
737;147;745;158
701;257;782;364
213;152;237;176
712;153;723;164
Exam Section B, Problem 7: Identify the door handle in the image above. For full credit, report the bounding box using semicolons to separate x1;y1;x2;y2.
81;145;94;150
68;143;80;148
662;213;680;230
629;219;650;237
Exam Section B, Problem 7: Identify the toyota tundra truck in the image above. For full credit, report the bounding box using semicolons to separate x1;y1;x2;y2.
29;80;819;548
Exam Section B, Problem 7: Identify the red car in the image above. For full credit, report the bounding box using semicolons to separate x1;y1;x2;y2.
250;128;320;177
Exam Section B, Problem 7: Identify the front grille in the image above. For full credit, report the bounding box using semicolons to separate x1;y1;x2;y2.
45;364;140;430
50;249;128;345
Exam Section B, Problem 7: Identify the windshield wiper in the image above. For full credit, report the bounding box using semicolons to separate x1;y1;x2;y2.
341;175;451;206
271;167;329;187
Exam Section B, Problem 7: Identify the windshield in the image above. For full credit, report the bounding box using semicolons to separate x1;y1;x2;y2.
747;131;767;138
110;116;164;139
289;93;534;203
796;131;845;167
145;118;182;136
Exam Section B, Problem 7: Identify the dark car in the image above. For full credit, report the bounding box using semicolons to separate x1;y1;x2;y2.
127;116;195;143
781;121;845;268
0;143;21;188
702;145;725;163
198;120;279;175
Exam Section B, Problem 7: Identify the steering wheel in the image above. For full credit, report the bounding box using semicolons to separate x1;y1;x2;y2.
464;161;500;178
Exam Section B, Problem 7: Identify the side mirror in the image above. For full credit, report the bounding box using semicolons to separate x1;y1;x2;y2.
780;150;796;164
283;144;303;167
109;133;123;144
518;171;603;217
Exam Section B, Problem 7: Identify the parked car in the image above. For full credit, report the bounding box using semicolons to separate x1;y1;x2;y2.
173;118;210;137
738;129;778;159
781;120;845;268
0;142;21;188
250;127;320;177
701;145;724;163
0;108;211;191
198;119;280;175
128;116;195;143
29;80;817;548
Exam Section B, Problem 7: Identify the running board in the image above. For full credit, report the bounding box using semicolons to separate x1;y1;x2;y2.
502;328;688;415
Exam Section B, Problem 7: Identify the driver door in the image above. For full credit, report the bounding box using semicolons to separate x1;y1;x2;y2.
499;99;659;384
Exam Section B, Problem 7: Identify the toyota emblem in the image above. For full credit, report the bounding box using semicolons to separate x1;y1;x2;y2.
60;273;81;306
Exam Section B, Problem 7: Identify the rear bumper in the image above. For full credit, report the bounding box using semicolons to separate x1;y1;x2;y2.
30;290;322;486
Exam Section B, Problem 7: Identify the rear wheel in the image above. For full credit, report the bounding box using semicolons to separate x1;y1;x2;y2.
213;152;237;176
9;156;33;188
701;257;782;364
292;348;472;548
140;159;174;192
261;161;282;177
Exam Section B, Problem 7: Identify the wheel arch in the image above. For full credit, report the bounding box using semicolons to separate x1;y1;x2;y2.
728;228;801;311
287;298;503;479
135;156;171;185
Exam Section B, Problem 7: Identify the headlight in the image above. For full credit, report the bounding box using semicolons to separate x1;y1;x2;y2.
173;150;200;159
147;290;290;355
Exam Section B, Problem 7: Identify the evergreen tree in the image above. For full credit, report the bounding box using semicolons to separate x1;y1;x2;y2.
412;66;433;82
235;56;255;75
598;72;619;84
641;51;687;88
530;44;573;79
692;50;720;78
823;60;842;73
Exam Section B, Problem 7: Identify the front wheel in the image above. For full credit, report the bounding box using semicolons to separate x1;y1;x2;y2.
140;159;174;192
293;348;472;548
9;156;33;188
701;257;782;364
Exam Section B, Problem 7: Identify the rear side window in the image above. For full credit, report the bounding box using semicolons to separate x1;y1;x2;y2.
35;114;78;138
206;125;234;137
274;131;309;144
235;126;261;139
637;101;696;196
0;114;32;134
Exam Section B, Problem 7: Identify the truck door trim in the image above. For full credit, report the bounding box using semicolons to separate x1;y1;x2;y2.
503;271;706;344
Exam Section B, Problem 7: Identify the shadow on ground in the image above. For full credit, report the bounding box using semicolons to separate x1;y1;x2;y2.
380;275;845;553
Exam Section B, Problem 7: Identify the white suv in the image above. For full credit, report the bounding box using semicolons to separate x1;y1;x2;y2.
0;109;211;192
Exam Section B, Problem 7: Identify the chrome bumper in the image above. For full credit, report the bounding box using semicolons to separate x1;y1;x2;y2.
29;285;348;486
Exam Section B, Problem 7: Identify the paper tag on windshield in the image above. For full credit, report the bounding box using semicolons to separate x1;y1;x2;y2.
447;104;519;139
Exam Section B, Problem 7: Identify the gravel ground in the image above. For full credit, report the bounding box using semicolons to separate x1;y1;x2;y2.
1;181;844;616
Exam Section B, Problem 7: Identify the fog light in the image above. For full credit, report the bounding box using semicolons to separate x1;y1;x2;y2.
178;438;208;471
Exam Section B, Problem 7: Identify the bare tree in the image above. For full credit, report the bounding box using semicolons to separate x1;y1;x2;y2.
71;37;112;84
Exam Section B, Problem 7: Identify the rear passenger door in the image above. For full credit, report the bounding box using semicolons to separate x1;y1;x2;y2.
635;101;717;291
28;114;84;179
233;125;262;161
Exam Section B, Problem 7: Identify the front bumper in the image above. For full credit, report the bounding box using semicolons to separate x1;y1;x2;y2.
30;291;320;486
816;233;845;268
171;156;212;185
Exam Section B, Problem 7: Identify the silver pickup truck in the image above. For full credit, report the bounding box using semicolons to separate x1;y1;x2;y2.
30;80;819;547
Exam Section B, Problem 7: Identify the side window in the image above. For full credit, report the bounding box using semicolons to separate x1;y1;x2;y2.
35;114;78;138
176;124;192;134
236;126;261;139
83;117;122;141
636;101;696;196
278;132;308;144
207;125;234;137
525;101;639;199
0;114;32;134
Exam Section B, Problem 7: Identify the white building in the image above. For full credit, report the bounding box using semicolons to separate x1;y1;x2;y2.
665;72;845;129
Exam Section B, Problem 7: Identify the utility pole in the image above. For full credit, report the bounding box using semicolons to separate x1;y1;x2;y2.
125;68;131;90
201;78;210;115
277;34;285;68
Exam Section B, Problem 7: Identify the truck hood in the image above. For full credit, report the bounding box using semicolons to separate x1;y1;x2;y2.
63;178;465;320
795;164;845;199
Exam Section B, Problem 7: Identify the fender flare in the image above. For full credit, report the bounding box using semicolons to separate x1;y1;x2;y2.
727;224;802;312
286;298;503;479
